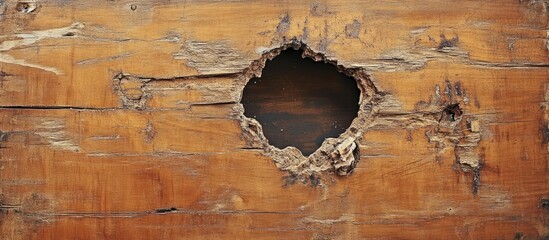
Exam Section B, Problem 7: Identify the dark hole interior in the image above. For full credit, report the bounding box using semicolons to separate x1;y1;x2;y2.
241;48;361;155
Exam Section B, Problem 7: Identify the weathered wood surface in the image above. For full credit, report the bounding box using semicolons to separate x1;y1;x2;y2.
0;0;548;239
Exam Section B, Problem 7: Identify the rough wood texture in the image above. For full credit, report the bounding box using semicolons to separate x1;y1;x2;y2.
0;0;548;239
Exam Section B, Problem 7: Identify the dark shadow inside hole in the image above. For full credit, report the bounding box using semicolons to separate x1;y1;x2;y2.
242;48;360;155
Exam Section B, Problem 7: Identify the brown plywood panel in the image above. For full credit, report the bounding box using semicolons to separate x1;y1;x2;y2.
0;0;548;239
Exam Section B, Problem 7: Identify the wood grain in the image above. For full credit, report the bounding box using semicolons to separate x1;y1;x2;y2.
0;0;548;239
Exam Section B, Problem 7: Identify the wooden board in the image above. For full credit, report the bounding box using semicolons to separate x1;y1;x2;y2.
0;0;548;239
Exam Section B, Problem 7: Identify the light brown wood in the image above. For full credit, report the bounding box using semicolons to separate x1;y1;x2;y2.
0;0;548;239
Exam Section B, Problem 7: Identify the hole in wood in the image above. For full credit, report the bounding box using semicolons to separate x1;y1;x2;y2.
241;48;361;156
443;103;462;122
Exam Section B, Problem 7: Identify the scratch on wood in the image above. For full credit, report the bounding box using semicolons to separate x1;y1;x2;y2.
172;40;250;75
0;22;84;74
301;215;353;224
34;118;79;152
88;135;121;141
76;52;134;65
